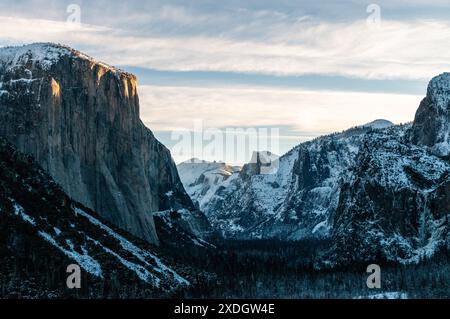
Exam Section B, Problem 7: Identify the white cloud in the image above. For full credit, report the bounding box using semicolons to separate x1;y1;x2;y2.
138;84;421;133
1;15;450;81
140;84;422;163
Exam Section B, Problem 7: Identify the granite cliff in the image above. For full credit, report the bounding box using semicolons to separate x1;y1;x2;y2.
0;43;210;245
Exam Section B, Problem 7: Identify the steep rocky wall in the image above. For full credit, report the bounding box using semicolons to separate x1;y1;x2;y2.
411;72;450;157
0;43;202;244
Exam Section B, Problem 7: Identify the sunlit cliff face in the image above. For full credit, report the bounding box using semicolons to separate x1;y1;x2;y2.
121;74;138;99
50;77;60;98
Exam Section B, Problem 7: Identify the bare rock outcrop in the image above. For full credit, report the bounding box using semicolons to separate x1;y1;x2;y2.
411;72;450;157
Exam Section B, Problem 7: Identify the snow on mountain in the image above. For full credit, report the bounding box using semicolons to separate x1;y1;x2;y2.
177;159;241;212
355;292;408;299
178;119;394;240
327;124;450;266
0;43;70;71
199;129;365;240
182;120;450;265
178;72;450;266
0;42;124;75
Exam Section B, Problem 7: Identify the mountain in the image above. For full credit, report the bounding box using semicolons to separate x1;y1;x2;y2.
0;137;189;298
180;74;450;265
177;158;241;211
0;43;211;245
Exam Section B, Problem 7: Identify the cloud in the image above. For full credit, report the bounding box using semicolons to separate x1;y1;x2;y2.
139;84;422;163
138;84;421;133
2;13;450;81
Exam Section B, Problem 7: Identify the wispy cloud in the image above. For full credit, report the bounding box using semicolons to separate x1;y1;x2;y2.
0;13;424;130
140;84;422;163
139;84;421;133
1;14;450;81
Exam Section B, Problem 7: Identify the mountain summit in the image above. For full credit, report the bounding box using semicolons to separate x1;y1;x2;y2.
362;119;393;129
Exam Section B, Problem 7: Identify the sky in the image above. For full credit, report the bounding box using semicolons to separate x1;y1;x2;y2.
1;0;450;163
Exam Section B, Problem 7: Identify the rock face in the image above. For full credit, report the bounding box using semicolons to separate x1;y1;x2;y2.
411;73;450;157
0;43;209;244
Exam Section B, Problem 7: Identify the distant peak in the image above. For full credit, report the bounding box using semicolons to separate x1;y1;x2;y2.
362;119;394;129
180;158;210;164
179;158;228;165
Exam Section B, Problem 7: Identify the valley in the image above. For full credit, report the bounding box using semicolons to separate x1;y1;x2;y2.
1;43;450;299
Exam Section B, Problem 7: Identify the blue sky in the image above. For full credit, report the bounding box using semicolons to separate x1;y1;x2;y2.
1;0;450;163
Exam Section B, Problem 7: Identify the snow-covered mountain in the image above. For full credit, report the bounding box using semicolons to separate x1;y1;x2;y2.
179;125;396;241
327;123;450;266
186;128;366;240
0;137;188;297
179;73;450;265
177;159;241;211
0;43;212;245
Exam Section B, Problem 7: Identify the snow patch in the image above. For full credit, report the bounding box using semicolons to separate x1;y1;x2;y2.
53;227;62;236
165;191;174;197
312;220;329;235
356;292;408;299
13;203;36;226
38;231;103;278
